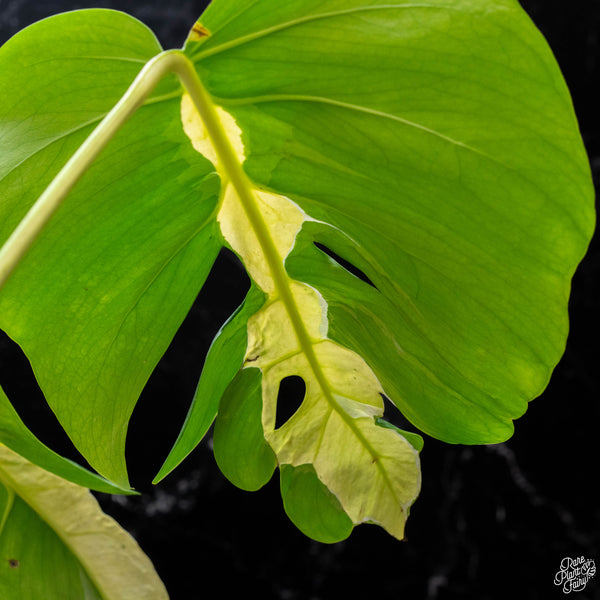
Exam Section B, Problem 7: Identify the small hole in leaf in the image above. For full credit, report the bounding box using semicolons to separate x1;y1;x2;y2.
8;559;19;569
314;243;377;289
275;376;306;429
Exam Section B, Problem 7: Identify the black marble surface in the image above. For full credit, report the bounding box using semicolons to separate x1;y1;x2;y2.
0;2;598;599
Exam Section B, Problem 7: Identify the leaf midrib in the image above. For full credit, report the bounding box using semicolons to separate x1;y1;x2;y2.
181;57;405;510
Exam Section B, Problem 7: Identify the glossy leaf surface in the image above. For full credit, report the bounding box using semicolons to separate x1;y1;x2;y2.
0;1;595;541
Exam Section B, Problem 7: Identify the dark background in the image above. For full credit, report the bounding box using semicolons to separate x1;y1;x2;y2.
0;1;598;599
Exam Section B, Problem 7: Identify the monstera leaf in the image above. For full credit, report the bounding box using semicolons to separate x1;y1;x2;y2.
0;0;594;545
0;444;167;599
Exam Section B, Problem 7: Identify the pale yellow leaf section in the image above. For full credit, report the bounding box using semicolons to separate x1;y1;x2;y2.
257;336;420;538
0;445;168;600
180;94;421;539
219;186;307;293
181;93;245;167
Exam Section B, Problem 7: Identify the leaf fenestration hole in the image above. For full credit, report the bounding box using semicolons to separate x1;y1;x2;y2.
314;243;377;289
275;376;306;430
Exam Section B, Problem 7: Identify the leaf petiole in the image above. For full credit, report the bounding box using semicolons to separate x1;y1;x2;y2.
0;50;188;291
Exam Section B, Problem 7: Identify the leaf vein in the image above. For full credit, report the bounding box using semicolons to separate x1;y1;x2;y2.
193;4;463;61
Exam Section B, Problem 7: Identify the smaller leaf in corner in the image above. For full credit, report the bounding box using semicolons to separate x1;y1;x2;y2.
0;445;168;600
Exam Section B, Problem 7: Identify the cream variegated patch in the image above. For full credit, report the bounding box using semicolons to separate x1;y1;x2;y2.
0;445;168;599
181;93;245;167
219;186;307;293
180;93;421;538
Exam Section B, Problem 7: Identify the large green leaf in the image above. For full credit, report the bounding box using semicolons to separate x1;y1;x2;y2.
169;0;593;537
187;0;594;443
0;10;222;488
0;444;167;599
0;0;594;541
